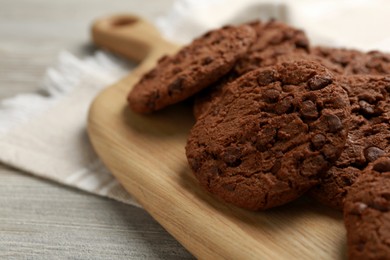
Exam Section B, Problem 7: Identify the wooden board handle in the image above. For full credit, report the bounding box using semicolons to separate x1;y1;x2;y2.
91;14;178;63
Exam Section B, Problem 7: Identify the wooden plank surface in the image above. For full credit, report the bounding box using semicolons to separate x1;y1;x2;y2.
0;0;193;258
0;167;192;259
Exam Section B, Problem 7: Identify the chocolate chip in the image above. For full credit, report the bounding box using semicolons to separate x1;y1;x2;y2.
275;96;294;114
201;31;212;38
221;25;232;30
295;34;309;48
364;147;385;162
262;89;280;103
167;77;184;96
257;70;276;86
308;75;333;90
144;68;157;80
325;114;342;133
157;55;169;63
202;57;213;65
373;158;390;173
359;100;375;116
172;67;182;74
211;37;223;45
222;147;242;167
300;100;318;119
311;134;326;149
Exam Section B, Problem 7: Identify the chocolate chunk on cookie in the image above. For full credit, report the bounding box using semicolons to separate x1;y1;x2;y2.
309;75;390;210
193;20;310;119
344;156;390;260
311;46;390;75
128;24;256;113
186;61;350;210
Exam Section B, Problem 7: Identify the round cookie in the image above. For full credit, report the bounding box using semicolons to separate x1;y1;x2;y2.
344;156;390;260
128;24;256;113
311;46;390;75
186;61;350;210
309;75;390;210
193;20;310;119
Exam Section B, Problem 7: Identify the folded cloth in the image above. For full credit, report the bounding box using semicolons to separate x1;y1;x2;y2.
1;0;389;207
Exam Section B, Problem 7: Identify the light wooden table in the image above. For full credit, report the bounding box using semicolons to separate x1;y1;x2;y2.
0;0;194;259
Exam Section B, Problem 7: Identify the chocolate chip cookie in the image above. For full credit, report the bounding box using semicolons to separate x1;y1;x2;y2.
309;75;390;210
344;156;390;259
186;61;350;210
311;46;390;75
128;24;256;113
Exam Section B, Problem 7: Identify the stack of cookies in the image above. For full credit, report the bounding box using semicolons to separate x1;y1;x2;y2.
127;20;390;259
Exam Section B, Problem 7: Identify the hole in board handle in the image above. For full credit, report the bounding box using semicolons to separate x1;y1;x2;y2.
111;17;138;27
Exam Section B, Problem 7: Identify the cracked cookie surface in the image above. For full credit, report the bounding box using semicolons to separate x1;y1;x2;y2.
309;75;390;210
127;24;256;113
344;156;390;260
186;61;350;210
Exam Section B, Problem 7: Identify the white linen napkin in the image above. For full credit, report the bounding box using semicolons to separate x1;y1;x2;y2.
1;0;389;207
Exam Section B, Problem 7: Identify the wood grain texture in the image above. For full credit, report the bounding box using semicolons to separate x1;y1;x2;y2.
0;0;194;259
88;15;347;260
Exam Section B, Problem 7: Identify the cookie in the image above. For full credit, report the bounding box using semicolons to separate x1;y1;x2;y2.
193;20;310;119
344;156;390;260
311;46;390;75
186;61;350;210
128;24;256;113
309;75;390;210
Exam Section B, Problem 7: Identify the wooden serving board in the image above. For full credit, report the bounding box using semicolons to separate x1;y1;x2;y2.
88;15;346;259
